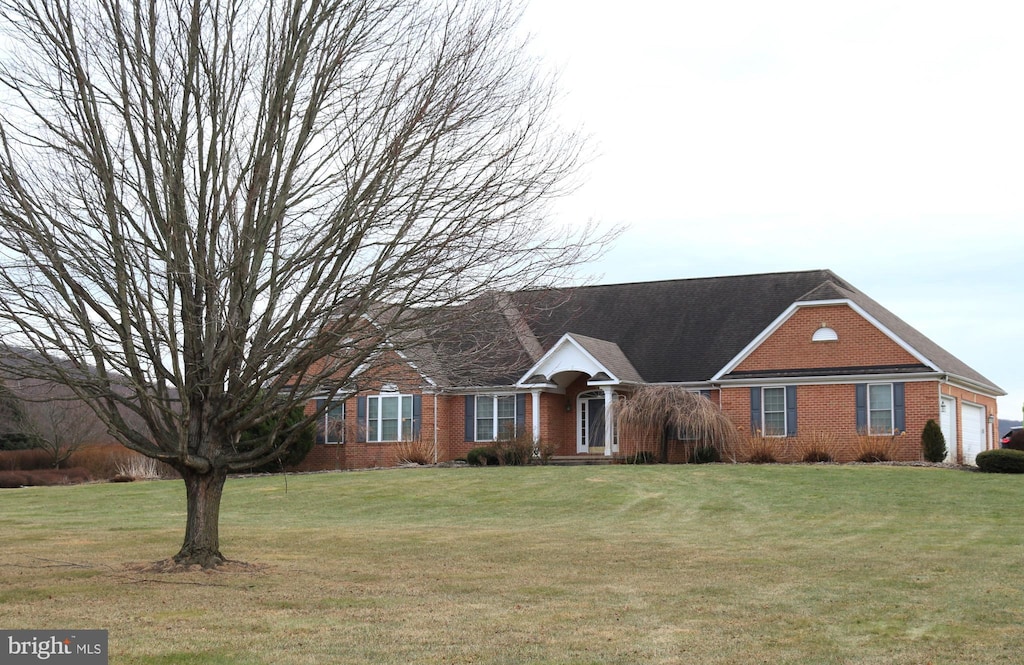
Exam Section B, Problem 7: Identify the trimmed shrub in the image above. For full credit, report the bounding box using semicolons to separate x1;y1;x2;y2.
690;444;721;464
976;449;1024;474
466;446;499;466
921;419;947;463
487;427;536;466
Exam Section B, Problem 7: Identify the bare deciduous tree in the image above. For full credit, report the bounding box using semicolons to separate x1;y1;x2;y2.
8;380;104;467
0;0;606;567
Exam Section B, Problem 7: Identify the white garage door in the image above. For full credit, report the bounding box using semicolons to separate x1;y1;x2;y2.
961;403;985;465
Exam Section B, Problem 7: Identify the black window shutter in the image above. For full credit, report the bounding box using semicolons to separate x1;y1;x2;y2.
356;396;367;442
464;395;475;442
893;383;905;432
516;393;527;436
314;398;326;445
855;384;867;432
749;387;761;432
786;385;798;437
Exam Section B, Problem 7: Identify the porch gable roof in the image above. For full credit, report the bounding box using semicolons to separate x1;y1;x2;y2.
517;332;643;388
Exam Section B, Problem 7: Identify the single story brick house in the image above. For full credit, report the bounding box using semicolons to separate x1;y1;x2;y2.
296;269;1003;469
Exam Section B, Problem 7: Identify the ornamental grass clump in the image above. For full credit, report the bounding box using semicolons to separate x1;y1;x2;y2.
395;438;434;465
741;431;784;464
795;431;839;463
854;430;904;463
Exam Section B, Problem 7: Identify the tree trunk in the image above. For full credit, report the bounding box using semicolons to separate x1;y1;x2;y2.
175;468;229;568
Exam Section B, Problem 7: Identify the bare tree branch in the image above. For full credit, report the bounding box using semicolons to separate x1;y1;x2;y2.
0;0;610;566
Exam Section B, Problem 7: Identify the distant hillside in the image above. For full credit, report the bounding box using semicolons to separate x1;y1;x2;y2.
998;419;1022;436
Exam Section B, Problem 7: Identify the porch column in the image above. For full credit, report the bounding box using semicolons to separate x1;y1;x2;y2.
531;389;542;452
603;386;614;456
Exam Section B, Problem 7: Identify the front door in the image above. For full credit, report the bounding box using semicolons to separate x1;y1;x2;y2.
577;391;617;454
586;398;605;453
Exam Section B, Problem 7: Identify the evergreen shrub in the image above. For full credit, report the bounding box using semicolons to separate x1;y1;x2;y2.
237;405;315;472
466;446;499;466
921;419;947;463
976;449;1024;474
690;444;722;464
622;451;656;464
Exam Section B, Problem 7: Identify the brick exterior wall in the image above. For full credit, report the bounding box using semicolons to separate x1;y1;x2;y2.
735;304;920;372
292;303;998;470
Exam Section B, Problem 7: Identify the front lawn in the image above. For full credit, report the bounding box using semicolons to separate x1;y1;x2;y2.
2;465;1022;664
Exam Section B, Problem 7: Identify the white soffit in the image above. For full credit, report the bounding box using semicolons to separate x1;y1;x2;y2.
516;333;618;386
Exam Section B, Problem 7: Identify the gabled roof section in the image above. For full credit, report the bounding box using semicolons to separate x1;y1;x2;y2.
711;297;939;381
563;333;644;383
796;279;854;302
517;332;643;387
712;276;1003;395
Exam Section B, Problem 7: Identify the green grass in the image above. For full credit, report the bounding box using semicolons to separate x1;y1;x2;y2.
2;465;1024;664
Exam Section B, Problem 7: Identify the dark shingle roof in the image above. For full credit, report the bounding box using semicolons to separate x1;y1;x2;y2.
407;269;1001;395
564;333;644;383
510;270;861;383
511;269;1001;393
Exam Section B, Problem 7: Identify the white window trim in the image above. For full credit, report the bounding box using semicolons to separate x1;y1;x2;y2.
867;383;895;435
366;393;414;443
475;394;517;442
761;386;787;437
577;390;618;450
321;401;346;442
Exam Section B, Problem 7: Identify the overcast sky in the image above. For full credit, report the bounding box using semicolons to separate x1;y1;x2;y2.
519;1;1024;422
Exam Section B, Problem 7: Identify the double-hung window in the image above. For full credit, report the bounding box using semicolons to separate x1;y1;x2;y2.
750;386;796;437
868;384;894;434
367;394;414;442
855;382;904;435
315;399;345;444
761;387;787;436
475;395;516;441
